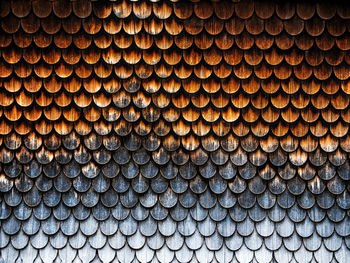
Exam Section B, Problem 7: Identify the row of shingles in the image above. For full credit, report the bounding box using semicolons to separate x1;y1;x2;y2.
3;33;348;85
3;44;347;98
2;42;349;88
0;0;350;219
4;243;349;263
0;200;342;263
1;209;348;263
0;227;346;262
3;0;350;22
0;0;93;20
2;242;348;263
172;1;350;21
78;221;349;263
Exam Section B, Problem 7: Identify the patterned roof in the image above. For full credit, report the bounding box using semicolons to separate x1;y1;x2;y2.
0;0;350;262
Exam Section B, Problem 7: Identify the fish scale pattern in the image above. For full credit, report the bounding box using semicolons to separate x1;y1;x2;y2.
0;0;350;262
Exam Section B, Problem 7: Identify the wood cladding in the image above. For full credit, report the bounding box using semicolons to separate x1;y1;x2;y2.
0;0;350;262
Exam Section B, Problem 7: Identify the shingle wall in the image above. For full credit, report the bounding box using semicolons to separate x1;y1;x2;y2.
0;0;350;262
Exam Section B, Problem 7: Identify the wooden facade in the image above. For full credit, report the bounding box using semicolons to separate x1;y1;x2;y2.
0;0;350;262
